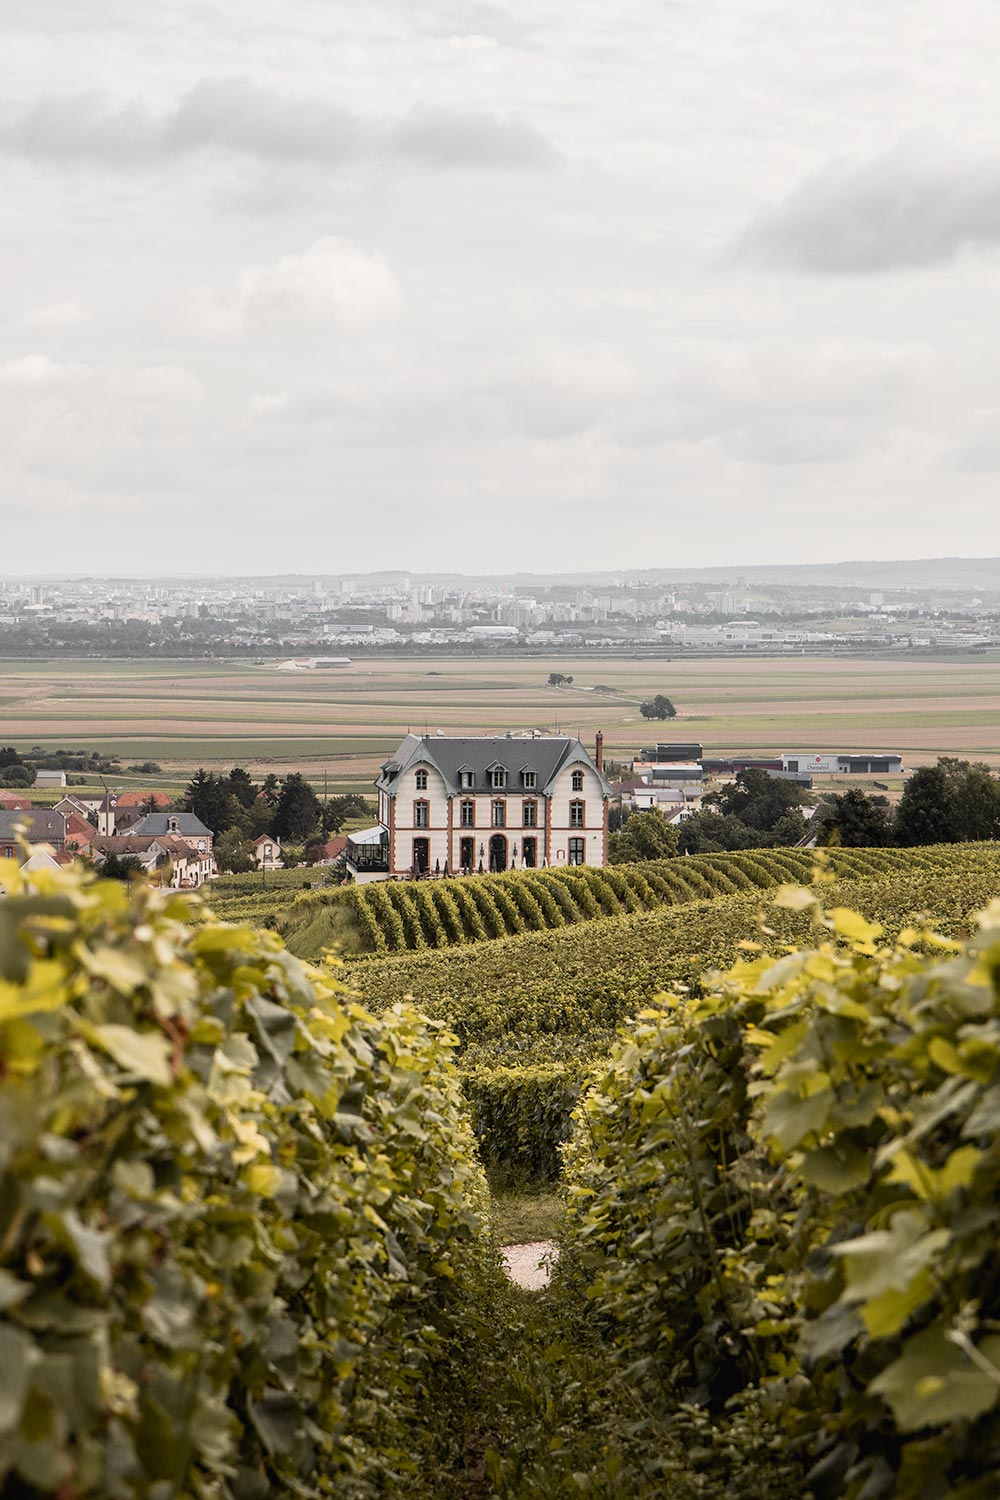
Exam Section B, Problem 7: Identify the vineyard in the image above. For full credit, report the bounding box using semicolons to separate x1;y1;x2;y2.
272;844;1000;960
6;857;1000;1495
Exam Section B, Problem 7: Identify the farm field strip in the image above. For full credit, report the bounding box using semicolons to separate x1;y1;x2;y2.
4;656;1000;785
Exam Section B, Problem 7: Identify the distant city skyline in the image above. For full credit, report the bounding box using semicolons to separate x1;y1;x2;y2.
4;4;1000;570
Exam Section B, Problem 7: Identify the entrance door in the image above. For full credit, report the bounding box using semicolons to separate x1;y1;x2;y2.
522;836;537;868
460;836;474;873
412;837;430;875
488;833;507;872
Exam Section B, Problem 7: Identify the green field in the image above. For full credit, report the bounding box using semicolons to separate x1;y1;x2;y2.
2;654;999;794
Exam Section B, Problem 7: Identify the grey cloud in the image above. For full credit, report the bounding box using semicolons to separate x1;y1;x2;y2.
735;132;1000;272
389;106;555;169
0;76;557;172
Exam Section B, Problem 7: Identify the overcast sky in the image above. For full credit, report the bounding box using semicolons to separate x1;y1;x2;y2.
4;1;1000;575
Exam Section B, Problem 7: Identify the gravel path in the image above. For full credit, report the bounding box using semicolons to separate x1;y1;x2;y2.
501;1241;557;1291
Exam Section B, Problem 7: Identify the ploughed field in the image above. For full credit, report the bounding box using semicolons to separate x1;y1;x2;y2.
3;653;1000;794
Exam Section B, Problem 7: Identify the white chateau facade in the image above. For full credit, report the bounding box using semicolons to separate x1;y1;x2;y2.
347;732;611;881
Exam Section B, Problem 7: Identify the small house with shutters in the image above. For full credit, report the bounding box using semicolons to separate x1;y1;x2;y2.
347;732;610;882
253;835;283;871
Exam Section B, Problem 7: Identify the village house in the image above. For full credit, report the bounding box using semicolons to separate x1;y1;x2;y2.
0;792;34;812
0;809;67;858
306;835;347;867
347;732;610;882
253;834;284;871
91;832;215;888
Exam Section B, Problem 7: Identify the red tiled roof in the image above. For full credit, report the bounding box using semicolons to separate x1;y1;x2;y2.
311;836;347;859
64;812;95;843
114;791;173;809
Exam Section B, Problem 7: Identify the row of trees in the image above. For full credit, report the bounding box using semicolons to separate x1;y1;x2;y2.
614;759;1000;862
818;759;1000;847
676;768;809;854
183;768;373;872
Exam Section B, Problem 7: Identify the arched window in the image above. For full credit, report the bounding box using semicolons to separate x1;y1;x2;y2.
571;770;584;792
415;768;428;790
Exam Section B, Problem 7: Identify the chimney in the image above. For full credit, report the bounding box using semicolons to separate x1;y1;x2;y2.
595;730;604;772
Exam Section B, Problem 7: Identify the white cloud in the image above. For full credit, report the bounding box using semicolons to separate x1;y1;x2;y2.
247;391;292;416
448;35;499;50
736;131;1000;273
642;340;935;463
201;237;400;334
0;77;557;173
133;364;201;400
484;350;639;439
21;297;87;327
0;354;89;388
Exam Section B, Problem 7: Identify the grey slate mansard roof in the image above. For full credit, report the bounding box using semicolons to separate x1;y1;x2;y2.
376;734;612;797
0;809;66;842
127;812;213;838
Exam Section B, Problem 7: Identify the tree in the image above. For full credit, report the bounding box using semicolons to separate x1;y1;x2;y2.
214;828;255;874
0;746;23;769
608;810;679;863
273;774;323;843
259;773;281;807
547;673;574;687
322;793;375;835
227;766;258;810
817;789;893;848
639;695;676;720
100;853;146;882
677;811;768;854
894;766;960;847
939;758;1000;842
0;765;33;788
184;769;243;835
705;767;809;833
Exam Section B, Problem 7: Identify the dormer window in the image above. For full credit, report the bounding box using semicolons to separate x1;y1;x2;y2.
415;768;428;790
459;769;475;789
489;766;507;789
571;770;584;792
521;769;536;789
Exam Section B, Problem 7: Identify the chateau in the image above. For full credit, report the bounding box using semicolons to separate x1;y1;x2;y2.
347;732;611;881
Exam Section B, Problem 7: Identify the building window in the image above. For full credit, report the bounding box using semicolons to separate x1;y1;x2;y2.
415;768;428;790
491;800;506;828
523;800;537;827
571;770;584;792
521;770;536;789
568;837;586;866
490;767;507;789
414;800;430;828
522;836;537;867
460;799;475;828
569;800;585;829
460;770;475;789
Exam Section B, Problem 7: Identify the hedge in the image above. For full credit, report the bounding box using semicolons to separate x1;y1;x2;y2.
559;895;1000;1498
0;859;495;1498
460;1063;585;1185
